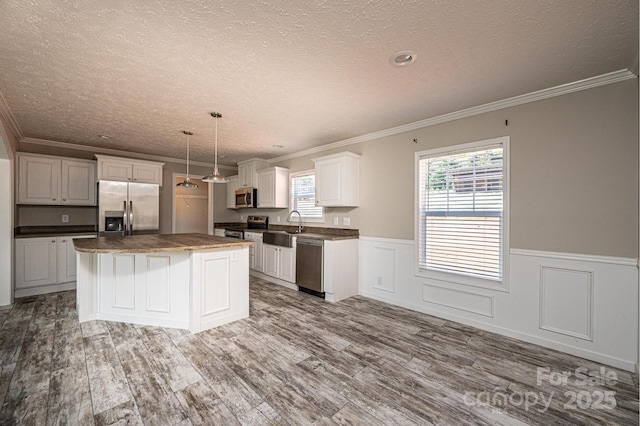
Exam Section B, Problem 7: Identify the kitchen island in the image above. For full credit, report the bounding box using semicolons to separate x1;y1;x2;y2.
74;233;254;333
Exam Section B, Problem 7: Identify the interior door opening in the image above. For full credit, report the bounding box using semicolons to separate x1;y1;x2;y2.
173;175;210;234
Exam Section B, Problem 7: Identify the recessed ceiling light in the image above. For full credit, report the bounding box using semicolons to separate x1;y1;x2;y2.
389;50;416;67
272;144;284;149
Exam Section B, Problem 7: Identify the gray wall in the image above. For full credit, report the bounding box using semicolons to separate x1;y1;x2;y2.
271;79;639;258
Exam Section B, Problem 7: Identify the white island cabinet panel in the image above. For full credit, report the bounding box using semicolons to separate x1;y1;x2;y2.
75;234;251;333
96;251;190;329
202;255;231;314
146;255;171;313
191;248;249;333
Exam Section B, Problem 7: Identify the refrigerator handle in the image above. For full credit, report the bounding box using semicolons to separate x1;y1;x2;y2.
123;200;128;235
129;201;134;234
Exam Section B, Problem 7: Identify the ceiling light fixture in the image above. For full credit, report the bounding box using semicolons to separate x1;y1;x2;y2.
202;112;228;184
272;144;283;149
389;50;416;67
98;134;111;139
177;131;198;189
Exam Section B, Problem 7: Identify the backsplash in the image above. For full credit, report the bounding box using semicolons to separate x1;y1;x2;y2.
17;205;97;227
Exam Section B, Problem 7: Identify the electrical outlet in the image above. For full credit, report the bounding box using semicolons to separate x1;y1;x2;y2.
343;217;351;226
240;215;244;221
277;216;281;222
61;214;69;223
333;217;339;226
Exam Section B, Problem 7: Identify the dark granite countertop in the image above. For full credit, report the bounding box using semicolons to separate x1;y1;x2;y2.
74;233;254;254
15;225;97;238
242;227;359;241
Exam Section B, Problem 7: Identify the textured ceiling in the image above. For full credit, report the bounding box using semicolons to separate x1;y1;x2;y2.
0;0;637;165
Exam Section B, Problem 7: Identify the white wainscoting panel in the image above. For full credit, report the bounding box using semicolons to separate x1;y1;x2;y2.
146;255;171;313
539;266;593;341
423;282;494;317
373;245;396;293
359;237;639;372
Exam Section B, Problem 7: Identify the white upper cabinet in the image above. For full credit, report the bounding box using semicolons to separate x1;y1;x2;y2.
226;175;239;209
17;154;96;205
132;162;163;184
312;152;360;207
256;167;289;209
237;158;269;188
61;159;97;205
96;154;164;185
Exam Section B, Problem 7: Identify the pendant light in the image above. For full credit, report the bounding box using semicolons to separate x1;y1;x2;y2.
176;131;199;189
202;112;228;183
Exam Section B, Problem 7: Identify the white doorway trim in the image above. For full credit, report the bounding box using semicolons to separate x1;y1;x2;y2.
0;124;14;306
171;173;214;234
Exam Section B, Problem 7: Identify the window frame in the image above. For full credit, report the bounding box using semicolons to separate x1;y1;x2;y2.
290;170;325;223
414;136;510;292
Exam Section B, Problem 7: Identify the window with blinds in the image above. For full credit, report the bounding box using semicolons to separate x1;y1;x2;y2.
417;141;505;282
290;171;324;221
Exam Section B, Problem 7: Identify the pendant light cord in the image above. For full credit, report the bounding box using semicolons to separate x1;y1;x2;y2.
186;132;190;178
214;115;219;171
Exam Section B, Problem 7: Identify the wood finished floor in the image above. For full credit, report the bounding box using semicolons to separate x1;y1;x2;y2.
0;277;638;425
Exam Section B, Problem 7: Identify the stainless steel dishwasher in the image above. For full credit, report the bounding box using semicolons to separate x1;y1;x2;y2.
296;238;324;297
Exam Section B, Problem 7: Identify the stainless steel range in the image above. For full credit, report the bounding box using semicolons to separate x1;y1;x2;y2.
224;215;269;239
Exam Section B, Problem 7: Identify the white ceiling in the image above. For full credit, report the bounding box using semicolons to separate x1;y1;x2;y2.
0;0;637;166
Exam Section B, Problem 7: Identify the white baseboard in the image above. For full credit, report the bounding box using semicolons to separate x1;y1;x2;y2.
15;281;76;298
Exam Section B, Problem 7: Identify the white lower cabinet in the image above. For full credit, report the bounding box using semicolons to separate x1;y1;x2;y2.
15;235;95;297
322;239;359;302
57;235;95;283
262;244;296;283
244;231;263;272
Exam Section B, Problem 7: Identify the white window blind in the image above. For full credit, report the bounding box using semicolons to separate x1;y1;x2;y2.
291;172;324;220
417;143;504;281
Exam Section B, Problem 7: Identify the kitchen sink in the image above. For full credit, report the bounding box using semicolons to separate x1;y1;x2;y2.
263;231;295;248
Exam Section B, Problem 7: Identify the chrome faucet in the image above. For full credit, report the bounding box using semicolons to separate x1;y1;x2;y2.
286;210;303;233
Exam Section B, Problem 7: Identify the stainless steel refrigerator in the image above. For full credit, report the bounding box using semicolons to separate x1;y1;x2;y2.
98;181;159;236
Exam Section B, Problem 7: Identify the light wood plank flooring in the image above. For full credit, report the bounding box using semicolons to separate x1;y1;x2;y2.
0;276;638;425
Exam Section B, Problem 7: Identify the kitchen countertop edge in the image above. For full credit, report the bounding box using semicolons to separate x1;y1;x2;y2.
239;229;359;241
74;233;254;254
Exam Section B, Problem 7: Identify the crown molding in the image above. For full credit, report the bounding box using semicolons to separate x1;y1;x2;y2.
0;91;24;141
20;137;238;171
13;69;636;168
268;69;636;163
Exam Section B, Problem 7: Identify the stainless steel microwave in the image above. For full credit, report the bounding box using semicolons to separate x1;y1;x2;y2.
235;188;257;208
